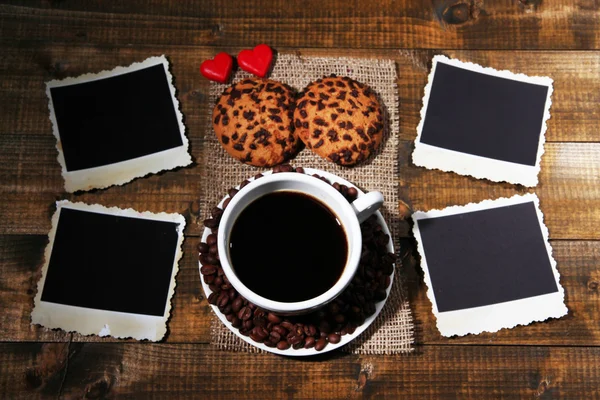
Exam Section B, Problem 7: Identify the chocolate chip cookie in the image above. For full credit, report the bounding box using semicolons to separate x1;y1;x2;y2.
213;78;300;167
293;75;384;165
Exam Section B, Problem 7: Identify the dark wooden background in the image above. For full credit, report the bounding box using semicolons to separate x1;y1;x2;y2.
1;1;599;398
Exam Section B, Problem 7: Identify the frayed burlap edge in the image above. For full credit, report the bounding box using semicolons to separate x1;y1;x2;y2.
200;54;414;354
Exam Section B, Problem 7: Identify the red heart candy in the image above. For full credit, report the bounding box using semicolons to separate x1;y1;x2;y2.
200;52;233;84
237;44;273;78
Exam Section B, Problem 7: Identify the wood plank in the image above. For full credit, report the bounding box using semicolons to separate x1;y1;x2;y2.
1;138;597;239
0;133;208;237
1;45;599;142
0;343;65;399
0;235;69;342
396;50;600;143
4;233;598;346
399;141;600;240
1;343;599;398
403;240;600;346
1;1;599;50
0;235;210;343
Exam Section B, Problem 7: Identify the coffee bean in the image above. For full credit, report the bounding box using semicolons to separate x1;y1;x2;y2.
200;265;217;275
220;304;232;315
264;340;277;348
217;292;229;308
243;320;254;330
318;320;331;334
304;337;316;349
238;306;252;321
240;180;250;189
315;338;327;351
253;316;267;328
272;325;287;336
227;288;236;300
205;254;218;265
340;184;348;196
328;302;340;315
213;276;223;288
269;331;282;342
206;234;217;246
211;207;223;219
280;321;294;331
250;327;269;342
327;333;341;344
208;291;219;305
277;341;291;350
209;245;218;255
334;314;346;324
291;341;303;350
287;334;303;346
232;297;243;313
303;324;317;337
197;242;209;253
223;198;231;210
204;218;218;229
203;274;215;284
295;167;305;173
347;324;356;335
347;187;358;200
267;313;282;324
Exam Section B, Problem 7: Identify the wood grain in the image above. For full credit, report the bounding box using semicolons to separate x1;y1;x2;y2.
1;1;599;50
1;2;600;397
404;240;600;346
4;232;598;346
0;235;210;344
399;141;600;240
1;343;598;399
1;45;598;142
1;139;597;239
0;45;599;237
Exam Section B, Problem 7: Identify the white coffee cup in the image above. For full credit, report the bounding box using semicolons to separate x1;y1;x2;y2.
217;172;384;315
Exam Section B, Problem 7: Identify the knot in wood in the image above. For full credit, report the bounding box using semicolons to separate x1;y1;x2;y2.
442;3;471;25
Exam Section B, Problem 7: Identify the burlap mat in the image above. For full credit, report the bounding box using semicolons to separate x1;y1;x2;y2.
199;54;414;354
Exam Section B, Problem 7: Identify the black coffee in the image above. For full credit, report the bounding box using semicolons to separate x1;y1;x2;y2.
229;191;348;302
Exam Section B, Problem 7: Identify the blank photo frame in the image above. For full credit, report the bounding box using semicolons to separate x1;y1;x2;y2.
31;201;185;341
412;193;567;337
46;55;191;192
412;55;553;187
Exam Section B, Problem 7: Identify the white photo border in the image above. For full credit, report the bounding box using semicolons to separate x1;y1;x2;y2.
31;200;186;341
411;193;567;337
46;55;192;192
412;55;554;187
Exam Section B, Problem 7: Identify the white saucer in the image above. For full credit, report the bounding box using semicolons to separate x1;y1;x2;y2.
199;168;395;356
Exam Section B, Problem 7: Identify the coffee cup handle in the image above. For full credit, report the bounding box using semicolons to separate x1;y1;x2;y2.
351;191;384;223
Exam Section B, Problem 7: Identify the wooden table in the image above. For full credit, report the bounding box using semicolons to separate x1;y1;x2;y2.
1;1;599;398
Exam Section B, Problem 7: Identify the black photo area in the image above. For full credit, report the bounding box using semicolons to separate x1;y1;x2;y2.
50;64;183;172
417;202;558;312
41;208;180;316
420;62;549;166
